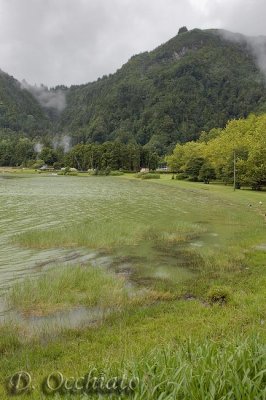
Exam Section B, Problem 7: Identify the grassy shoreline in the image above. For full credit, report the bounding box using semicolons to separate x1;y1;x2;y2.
0;173;265;398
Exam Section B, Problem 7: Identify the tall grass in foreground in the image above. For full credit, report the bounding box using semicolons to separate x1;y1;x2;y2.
17;337;263;400
7;264;169;317
128;338;266;400
7;265;133;315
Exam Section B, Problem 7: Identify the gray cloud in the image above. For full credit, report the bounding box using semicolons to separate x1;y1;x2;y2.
247;37;266;79
217;29;266;80
21;80;66;112
0;0;266;86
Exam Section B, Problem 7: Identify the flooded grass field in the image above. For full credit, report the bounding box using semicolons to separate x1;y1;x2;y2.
0;172;265;399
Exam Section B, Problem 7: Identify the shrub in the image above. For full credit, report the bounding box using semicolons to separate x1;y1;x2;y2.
32;160;45;169
207;286;233;305
90;168;115;176
135;172;160;179
64;166;71;175
105;166;111;176
141;173;160;179
66;171;78;176
176;173;188;180
53;161;63;170
110;170;124;176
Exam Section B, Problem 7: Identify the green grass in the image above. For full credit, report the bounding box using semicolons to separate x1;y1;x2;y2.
129;337;266;400
0;317;265;399
7;265;136;316
0;174;265;398
14;218;147;250
7;263;173;318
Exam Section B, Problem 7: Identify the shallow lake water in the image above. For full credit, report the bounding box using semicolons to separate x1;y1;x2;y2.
0;174;204;292
0;175;117;294
0;173;225;331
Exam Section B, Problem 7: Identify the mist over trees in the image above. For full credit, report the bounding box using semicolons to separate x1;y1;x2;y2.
0;28;266;186
0;131;159;172
57;28;266;153
2;28;266;153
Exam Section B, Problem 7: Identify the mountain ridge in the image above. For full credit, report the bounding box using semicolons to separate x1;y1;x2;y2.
1;28;266;153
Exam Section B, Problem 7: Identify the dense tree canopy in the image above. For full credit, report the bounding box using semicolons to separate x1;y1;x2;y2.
0;71;49;135
58;29;266;153
65;142;158;172
1;28;266;167
0;128;158;172
166;114;266;190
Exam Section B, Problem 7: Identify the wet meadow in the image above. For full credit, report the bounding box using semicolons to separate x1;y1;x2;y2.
0;171;265;399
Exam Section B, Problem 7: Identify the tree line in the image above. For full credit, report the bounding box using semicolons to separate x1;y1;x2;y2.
1;113;265;189
58;29;266;155
166;114;266;190
65;142;159;171
0;131;159;172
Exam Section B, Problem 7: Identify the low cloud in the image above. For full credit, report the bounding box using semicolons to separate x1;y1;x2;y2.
21;80;66;113
1;0;266;86
247;37;266;79
219;29;266;80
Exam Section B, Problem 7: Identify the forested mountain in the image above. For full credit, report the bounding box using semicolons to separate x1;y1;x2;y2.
0;70;49;136
1;28;266;156
58;28;266;153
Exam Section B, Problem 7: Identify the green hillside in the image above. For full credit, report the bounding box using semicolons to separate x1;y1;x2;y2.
1;28;266;155
0;70;49;135
59;28;266;153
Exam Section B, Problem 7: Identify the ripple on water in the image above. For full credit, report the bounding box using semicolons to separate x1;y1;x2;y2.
0;174;201;332
0;247;109;294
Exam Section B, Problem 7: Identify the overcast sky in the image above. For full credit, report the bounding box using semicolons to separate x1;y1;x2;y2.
0;0;265;87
